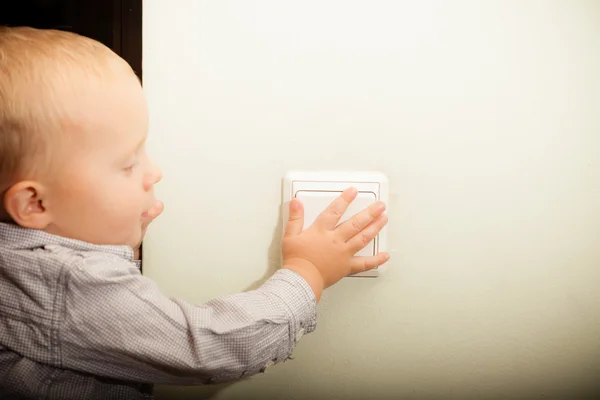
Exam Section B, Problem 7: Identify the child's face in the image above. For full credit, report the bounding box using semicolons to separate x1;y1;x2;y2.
43;72;162;248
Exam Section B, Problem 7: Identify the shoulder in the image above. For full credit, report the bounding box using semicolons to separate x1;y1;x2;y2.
19;244;142;280
63;246;142;278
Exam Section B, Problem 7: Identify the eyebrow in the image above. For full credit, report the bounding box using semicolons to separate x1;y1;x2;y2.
119;133;147;163
132;132;148;153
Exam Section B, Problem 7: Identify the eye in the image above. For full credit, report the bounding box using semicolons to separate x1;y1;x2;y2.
123;160;139;174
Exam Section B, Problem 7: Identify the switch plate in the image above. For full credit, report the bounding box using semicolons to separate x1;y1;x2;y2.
282;171;389;277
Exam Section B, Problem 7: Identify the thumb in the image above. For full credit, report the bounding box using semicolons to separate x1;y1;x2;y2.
284;199;304;236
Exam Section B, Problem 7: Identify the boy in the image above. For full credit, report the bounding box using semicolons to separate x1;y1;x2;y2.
0;27;389;399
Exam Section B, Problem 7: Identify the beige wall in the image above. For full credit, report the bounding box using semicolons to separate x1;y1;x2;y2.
142;1;600;398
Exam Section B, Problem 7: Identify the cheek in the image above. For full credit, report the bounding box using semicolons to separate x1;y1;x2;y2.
50;178;95;212
47;160;147;246
54;174;144;222
106;183;146;219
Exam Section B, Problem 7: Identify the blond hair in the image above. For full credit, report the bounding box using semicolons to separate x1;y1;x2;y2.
0;26;133;193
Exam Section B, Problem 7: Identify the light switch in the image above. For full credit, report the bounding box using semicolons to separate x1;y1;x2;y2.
282;171;389;277
295;190;377;257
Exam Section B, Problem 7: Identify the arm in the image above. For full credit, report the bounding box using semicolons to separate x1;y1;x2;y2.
60;257;316;385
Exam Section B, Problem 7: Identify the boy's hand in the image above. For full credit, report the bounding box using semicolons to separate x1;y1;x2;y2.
134;200;164;259
282;188;389;301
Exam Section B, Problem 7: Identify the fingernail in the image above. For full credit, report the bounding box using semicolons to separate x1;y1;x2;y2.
349;187;358;196
377;201;386;210
384;253;390;260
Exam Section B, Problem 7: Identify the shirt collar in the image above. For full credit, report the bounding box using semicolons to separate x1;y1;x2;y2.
0;222;135;261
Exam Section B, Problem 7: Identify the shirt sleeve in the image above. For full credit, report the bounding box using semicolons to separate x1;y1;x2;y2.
58;254;317;385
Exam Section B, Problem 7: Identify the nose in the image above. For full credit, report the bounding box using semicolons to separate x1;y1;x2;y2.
144;162;162;191
151;163;163;184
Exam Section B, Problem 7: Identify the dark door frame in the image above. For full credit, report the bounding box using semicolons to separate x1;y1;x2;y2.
0;0;142;81
112;0;143;82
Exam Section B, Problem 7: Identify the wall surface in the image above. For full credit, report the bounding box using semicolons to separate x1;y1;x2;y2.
142;1;600;398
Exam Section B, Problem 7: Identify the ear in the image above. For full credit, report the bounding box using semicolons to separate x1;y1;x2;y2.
3;181;53;229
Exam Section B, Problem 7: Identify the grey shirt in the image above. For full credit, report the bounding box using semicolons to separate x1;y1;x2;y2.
0;222;317;399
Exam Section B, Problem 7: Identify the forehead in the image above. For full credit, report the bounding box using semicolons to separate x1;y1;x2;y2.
62;72;148;149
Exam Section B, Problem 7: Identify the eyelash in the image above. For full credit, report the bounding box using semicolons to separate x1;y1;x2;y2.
123;160;138;173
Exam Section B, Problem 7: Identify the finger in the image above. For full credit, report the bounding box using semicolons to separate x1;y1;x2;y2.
284;199;305;236
346;213;388;253
336;201;386;241
349;252;390;275
313;187;358;230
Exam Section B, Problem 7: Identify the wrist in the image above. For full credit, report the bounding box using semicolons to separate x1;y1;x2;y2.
283;258;324;302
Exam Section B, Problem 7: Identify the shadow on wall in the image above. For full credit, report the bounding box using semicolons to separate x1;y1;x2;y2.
246;189;285;292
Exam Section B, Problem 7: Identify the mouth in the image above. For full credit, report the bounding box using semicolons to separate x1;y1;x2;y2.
141;206;153;220
141;200;162;221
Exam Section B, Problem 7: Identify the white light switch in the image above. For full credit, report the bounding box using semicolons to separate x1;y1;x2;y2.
282;171;388;277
